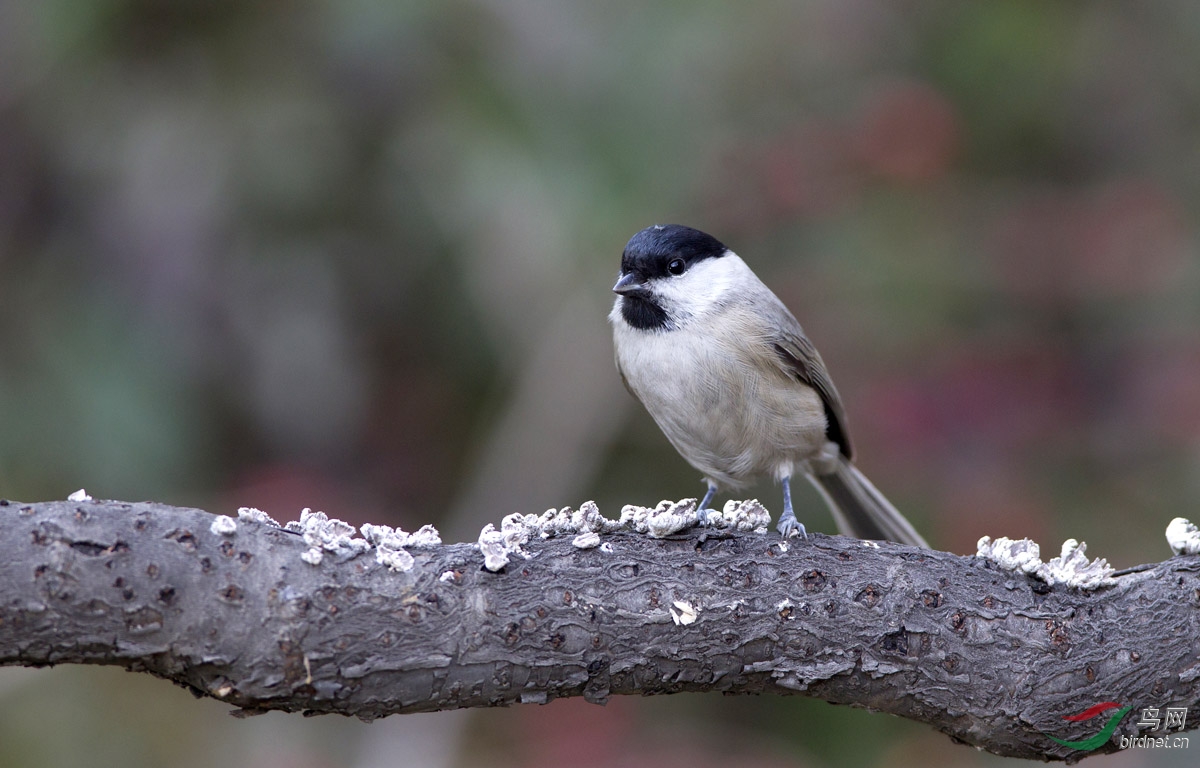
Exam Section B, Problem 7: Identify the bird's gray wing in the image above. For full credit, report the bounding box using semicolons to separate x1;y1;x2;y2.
763;300;854;459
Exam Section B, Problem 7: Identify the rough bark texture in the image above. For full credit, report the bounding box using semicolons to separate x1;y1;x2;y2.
1;499;1198;762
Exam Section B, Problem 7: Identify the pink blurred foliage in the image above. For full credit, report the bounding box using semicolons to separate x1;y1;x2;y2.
860;340;1084;460
360;365;467;519
1080;180;1188;296
507;697;801;768
853;80;960;184
219;463;378;528
702;124;859;236
509;697;636;768
1118;339;1200;445
705;78;959;235
760;121;863;220
856;341;1085;548
936;466;1056;555
989;179;1187;303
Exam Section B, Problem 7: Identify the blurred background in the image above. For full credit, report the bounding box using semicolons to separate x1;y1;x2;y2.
2;0;1199;765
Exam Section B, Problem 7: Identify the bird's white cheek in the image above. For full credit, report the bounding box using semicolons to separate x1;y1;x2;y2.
652;253;752;321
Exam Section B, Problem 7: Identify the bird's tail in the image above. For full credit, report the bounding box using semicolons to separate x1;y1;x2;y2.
807;456;928;547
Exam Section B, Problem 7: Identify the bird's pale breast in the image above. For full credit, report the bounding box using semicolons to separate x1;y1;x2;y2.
614;304;828;488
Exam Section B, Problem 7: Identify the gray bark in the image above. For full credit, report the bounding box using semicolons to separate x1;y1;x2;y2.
1;499;1197;762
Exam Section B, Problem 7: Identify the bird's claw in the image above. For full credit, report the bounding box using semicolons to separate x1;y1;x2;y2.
776;513;807;539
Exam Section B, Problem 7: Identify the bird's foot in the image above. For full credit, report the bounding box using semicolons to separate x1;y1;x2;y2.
776;511;807;539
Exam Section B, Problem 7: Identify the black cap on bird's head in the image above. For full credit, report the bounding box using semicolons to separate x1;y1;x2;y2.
615;225;728;290
612;225;730;331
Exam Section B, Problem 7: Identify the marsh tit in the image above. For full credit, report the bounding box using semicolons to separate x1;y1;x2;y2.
609;224;928;546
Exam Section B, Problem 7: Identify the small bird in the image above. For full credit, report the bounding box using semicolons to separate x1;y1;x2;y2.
609;224;928;546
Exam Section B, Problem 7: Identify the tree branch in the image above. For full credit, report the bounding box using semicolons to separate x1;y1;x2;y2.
1;499;1197;761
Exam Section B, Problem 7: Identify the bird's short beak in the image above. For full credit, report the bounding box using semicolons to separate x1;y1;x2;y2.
612;272;645;295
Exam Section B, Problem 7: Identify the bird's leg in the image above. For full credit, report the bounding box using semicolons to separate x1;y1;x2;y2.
697;481;717;512
776;476;807;539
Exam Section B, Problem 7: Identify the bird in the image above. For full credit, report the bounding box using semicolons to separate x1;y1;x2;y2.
609;224;928;546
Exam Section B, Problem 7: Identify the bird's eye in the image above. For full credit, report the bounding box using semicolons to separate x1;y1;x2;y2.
667;258;686;276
